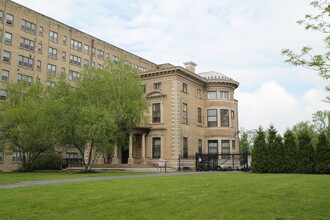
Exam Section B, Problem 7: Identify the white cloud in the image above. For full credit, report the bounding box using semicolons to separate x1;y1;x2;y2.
237;81;329;133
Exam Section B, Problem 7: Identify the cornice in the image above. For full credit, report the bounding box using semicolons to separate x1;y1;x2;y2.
140;66;239;89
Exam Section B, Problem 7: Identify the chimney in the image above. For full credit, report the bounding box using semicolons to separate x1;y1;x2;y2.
183;61;197;73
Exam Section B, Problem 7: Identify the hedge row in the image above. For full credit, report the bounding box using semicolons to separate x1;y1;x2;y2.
252;126;330;174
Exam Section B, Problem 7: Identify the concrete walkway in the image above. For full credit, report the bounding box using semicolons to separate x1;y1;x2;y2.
0;172;219;189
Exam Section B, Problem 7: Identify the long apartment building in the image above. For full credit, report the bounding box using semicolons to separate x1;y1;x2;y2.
0;0;240;171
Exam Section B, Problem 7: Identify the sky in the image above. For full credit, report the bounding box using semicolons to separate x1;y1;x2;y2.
13;0;329;133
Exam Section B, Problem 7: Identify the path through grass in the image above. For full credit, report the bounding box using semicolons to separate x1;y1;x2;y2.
0;170;152;184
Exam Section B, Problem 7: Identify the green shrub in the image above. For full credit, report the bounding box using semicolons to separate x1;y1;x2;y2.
32;154;63;170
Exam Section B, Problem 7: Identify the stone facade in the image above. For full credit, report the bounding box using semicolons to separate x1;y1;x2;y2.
0;0;239;171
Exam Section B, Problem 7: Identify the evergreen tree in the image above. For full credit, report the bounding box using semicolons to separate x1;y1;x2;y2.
283;129;298;173
315;132;330;174
297;129;315;173
275;134;285;173
266;125;278;173
252;127;267;173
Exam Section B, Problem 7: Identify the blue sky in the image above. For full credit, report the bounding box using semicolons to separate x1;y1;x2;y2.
14;0;329;133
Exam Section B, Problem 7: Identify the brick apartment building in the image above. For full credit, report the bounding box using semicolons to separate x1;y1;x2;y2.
0;0;239;171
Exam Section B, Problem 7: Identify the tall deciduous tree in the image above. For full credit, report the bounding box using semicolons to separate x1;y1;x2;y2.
239;131;251;165
0;81;59;171
281;0;330;102
55;59;148;171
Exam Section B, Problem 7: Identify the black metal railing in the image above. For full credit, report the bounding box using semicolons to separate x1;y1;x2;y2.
196;152;250;171
62;158;83;168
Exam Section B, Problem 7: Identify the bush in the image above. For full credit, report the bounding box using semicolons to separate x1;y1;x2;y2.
32;154;63;170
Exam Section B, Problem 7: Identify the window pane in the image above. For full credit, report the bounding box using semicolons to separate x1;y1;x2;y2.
221;109;229;127
207;91;217;99
208;140;218;154
153;138;161;158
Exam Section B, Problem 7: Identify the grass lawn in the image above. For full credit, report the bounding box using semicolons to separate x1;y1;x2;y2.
0;173;329;219
0;170;152;184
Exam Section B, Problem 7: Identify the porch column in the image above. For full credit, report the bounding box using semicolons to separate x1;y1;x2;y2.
141;134;147;164
128;134;134;164
112;144;119;164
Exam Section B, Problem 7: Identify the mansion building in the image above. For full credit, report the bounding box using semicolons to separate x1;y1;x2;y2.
0;0;239;171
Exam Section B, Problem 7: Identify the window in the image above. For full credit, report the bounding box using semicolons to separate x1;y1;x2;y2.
207;91;217;99
152;103;161;123
97;64;103;69
84;59;89;67
231;110;235;119
106;53;109;59
47;64;56;75
21;20;36;34
97;50;104;59
207;109;217;127
6;14;13;25
62;51;66;61
198;108;202;123
49;30;58;43
63;36;67;45
70;39;82;51
66;153;78;159
142;85;146;93
36;60;41;71
61;67;65;74
152;137;161;158
70;54;81;66
12;152;21;163
4;32;12;44
221;109;229;127
1;69;9;81
182;83;187;93
18;55;33;69
208;140;218;154
69;70;80;80
153;82;161;90
0;151;3;163
92;47;95;56
198;139;202;154
84;44;89;54
46;81;55;88
112;55;119;64
48;47;57;59
197;89;201;98
91;62;95;68
220;91;229;99
0;89;7;101
232;140;236;149
3;51;11;63
17;73;32;85
19;37;35;51
139;66;146;72
221;140;230;158
182;103;188;123
38;26;43;36
183;137;188;158
0;11;3;22
38;43;42;53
